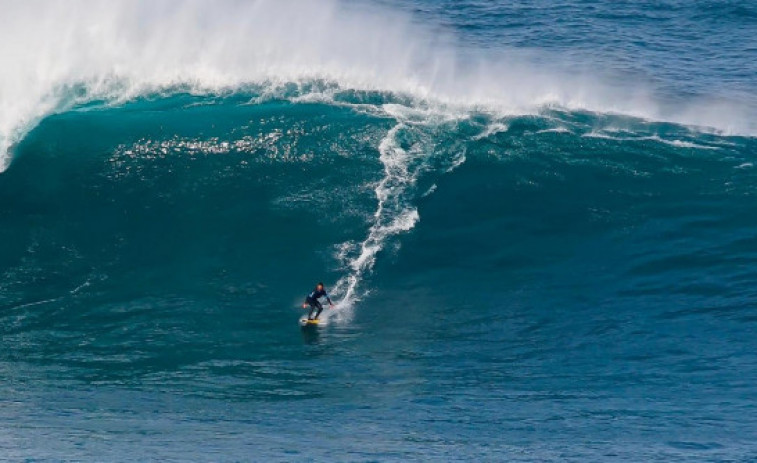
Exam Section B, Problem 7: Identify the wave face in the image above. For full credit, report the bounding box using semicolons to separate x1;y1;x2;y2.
1;1;757;461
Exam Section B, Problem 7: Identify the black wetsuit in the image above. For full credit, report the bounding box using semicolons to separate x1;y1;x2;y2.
305;288;332;320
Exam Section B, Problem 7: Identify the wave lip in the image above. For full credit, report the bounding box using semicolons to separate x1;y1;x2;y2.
2;0;756;171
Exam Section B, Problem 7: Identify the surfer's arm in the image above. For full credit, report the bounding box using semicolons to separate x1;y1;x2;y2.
325;293;333;306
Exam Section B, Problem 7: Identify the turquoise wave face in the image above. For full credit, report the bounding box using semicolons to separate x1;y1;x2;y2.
1;91;756;459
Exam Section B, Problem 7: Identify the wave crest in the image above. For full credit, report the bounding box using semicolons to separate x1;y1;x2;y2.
1;0;754;171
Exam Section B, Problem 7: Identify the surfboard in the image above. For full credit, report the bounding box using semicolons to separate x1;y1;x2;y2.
299;316;324;327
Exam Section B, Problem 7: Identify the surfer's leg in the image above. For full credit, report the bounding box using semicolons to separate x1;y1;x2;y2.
307;299;317;320
314;300;324;319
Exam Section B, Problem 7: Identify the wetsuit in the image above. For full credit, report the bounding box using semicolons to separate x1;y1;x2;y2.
305;288;332;320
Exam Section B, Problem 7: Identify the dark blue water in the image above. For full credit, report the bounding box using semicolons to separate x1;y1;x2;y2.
1;1;756;461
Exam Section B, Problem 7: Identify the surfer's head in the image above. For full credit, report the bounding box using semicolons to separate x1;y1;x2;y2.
317;282;324;290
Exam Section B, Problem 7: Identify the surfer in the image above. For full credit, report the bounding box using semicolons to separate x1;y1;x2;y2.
303;282;333;320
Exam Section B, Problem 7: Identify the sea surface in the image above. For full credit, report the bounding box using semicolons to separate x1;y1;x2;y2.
1;1;756;461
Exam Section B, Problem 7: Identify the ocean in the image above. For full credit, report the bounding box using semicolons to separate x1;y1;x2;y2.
1;1;756;461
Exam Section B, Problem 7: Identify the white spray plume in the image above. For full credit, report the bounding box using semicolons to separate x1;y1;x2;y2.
0;0;754;170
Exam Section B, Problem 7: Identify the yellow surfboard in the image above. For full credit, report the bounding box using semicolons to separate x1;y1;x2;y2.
299;317;322;327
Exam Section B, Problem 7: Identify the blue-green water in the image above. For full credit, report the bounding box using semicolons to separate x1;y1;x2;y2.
1;1;756;461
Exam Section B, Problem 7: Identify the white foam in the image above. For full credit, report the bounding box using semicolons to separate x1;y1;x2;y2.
1;0;754;171
473;122;510;140
582;132;721;150
645;136;720;150
535;127;571;134
582;132;617;140
330;123;421;319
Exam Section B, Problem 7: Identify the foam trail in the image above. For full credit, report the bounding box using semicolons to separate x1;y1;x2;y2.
330;123;420;320
2;0;755;171
328;103;474;320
